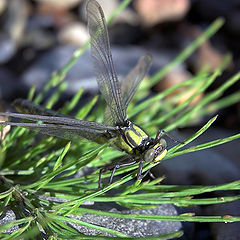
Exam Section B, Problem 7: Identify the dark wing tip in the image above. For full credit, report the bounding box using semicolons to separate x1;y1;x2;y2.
86;0;105;25
144;53;153;65
86;0;101;12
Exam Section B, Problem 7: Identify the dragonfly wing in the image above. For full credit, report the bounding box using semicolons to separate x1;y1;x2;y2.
121;54;152;107
12;99;118;131
87;0;126;126
0;112;117;130
13;99;65;117
0;121;115;144
0;112;118;143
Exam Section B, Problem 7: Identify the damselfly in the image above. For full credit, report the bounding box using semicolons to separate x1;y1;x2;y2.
0;0;181;188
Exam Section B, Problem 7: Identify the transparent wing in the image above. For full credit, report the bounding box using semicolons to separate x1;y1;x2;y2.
13;99;65;117
121;54;152;107
103;105;113;126
87;0;126;126
0;112;118;144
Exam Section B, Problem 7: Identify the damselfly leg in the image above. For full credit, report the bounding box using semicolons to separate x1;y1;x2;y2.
154;129;184;144
98;159;137;188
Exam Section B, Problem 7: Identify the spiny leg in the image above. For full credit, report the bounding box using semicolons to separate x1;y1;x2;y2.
137;161;159;180
148;170;156;179
98;168;105;189
98;160;137;188
155;129;183;144
108;160;137;186
136;160;151;180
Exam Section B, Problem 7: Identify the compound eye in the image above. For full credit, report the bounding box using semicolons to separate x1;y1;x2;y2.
159;138;167;148
144;148;155;162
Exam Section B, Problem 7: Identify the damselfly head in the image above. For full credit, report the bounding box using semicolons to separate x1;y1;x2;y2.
144;138;167;163
144;148;155;162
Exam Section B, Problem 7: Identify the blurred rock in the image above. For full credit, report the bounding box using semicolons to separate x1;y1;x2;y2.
0;0;28;63
186;27;225;72
0;0;6;15
155;67;203;106
6;0;28;42
114;9;140;26
91;0;118;20
195;40;225;73
80;0;139;26
134;0;190;26
227;9;240;34
0;210;18;234
205;202;240;240
190;0;240;34
0;67;19;99
0;36;15;63
23;29;56;50
69;204;182;237
178;87;203;106
98;0;139;25
21;45;175;96
34;0;82;10
22;12;57;51
26;12;55;30
157;66;191;91
21;46;95;95
58;22;89;46
1;204;181;237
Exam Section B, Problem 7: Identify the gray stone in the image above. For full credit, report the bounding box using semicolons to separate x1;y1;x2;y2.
0;204;181;237
0;67;18;99
0;0;27;63
0;210;18;234
21;45;176;95
69;204;182;237
0;36;16;63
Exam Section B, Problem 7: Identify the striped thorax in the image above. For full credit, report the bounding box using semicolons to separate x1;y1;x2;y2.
115;121;167;163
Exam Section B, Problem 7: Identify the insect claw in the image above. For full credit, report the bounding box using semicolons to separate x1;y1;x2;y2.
155;129;183;144
98;168;105;189
148;170;156;179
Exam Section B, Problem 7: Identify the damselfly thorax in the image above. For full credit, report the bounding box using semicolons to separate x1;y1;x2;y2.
114;121;168;163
